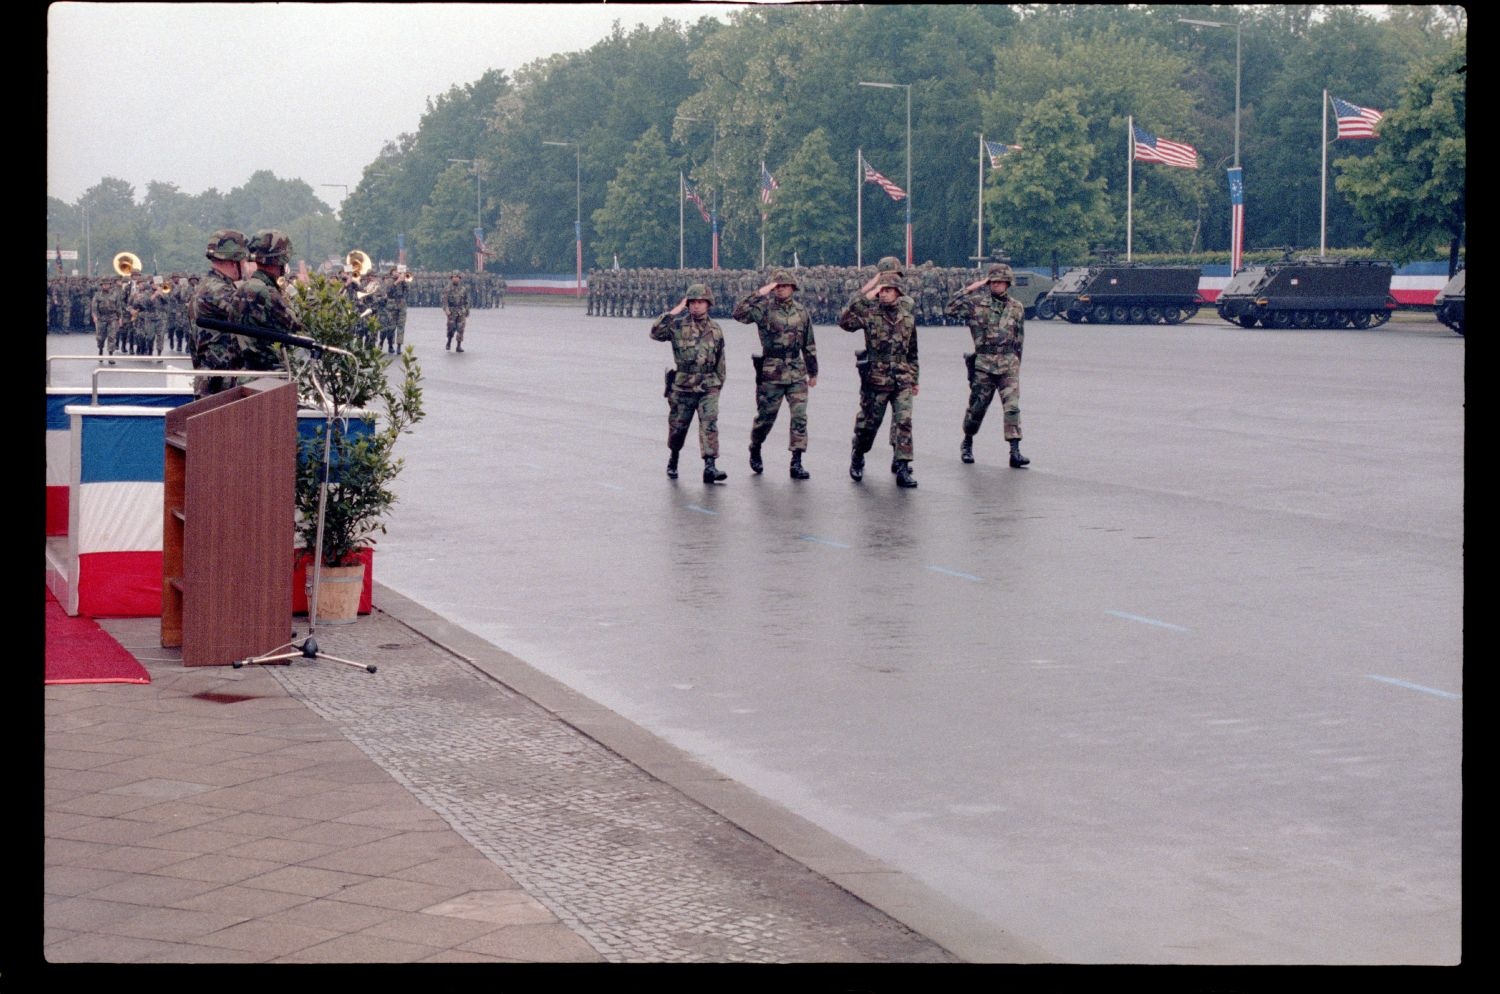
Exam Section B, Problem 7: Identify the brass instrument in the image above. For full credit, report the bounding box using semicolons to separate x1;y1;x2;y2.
345;249;373;278
112;251;142;277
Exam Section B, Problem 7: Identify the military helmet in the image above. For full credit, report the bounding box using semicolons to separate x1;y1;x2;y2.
876;256;904;276
684;283;714;303
770;269;798;289
985;263;1015;284
874;272;905;296
248;229;294;265
205;229;249;263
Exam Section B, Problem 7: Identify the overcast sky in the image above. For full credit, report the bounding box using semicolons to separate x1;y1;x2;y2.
47;2;743;209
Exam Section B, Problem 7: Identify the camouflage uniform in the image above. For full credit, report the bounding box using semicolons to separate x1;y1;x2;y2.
839;273;919;472
652;284;727;466
190;229;252;396
142;280;171;354
442;275;470;350
91;279;121;357
732;270;818;460
947;263;1026;450
388;272;410;350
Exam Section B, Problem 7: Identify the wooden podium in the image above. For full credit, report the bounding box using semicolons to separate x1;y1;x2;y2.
162;380;298;666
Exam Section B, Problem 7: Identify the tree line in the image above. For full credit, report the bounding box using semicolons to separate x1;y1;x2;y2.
46;4;1465;277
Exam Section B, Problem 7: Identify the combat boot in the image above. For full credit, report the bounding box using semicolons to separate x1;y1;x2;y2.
961;434;975;464
666;449;680;479
749;443;763;474
895;460;918;488
1009;440;1030;468
445;334;452;351
790;451;809;480
849;448;865;482
891;458;899;474
703;457;727;484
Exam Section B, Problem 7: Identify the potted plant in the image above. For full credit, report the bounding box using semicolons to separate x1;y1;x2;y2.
286;274;424;622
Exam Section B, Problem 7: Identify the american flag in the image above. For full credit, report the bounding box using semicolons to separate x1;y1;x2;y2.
760;163;779;205
1331;95;1383;139
984;140;1021;169
683;176;711;223
1227;166;1245;274
863;159;906;201
474;228;493;257
1132;125;1200;169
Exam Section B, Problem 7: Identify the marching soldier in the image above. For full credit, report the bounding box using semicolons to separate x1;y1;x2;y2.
388;268;411;351
91;276;121;361
442;271;470;351
732;269;817;480
946;262;1029;467
652;283;728;483
839;271;920;488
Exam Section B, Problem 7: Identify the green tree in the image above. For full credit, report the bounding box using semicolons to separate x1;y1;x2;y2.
411;162;480;271
989;88;1111;265
1336;42;1466;270
764;128;850;267
591;125;681;269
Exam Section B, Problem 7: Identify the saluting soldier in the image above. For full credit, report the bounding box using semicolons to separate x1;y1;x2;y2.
946;262;1029;468
839;271;920;488
652;283;728;483
732;269;817;480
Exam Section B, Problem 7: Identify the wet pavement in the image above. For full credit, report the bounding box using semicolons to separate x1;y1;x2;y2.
44;303;1463;964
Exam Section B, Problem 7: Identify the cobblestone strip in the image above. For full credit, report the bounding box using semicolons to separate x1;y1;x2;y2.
267;622;954;963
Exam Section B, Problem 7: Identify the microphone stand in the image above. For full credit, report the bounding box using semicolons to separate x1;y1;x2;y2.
197;317;376;674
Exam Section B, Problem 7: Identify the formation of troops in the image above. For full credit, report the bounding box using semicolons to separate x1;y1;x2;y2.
589;264;1012;327
45;269;506;335
651;257;1029;486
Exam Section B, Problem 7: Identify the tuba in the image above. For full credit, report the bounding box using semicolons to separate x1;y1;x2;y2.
112;251;143;277
345;249;373;278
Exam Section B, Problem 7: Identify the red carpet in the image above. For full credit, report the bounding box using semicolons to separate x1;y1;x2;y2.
45;589;151;685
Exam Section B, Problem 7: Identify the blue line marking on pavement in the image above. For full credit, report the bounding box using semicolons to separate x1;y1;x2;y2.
684;505;717;515
1366;675;1461;700
799;535;850;548
1107;610;1191;632
595;482;624;491
927;565;983;582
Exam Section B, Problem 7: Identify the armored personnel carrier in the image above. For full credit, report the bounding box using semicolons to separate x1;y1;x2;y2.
1433;267;1464;336
1214;257;1396;329
1009;270;1056;320
1035;263;1202;324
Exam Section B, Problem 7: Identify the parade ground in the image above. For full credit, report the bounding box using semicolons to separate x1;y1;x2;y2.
42;301;1463;965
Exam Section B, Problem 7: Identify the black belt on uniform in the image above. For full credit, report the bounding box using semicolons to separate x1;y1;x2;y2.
762;348;801;358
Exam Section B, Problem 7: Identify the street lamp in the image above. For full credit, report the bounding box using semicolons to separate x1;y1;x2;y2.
447;159;484;272
542;141;583;297
675;116;721;270
321;183;349;208
1180;17;1243;269
858;80;913;267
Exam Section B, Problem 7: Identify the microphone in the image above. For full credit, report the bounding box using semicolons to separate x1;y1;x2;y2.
195;317;352;357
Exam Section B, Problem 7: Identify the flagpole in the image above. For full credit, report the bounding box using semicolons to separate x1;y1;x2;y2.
1320;90;1328;259
977;135;984;265
760;160;766;269
1127;116;1134;261
856;147;863;269
679;171;685;270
